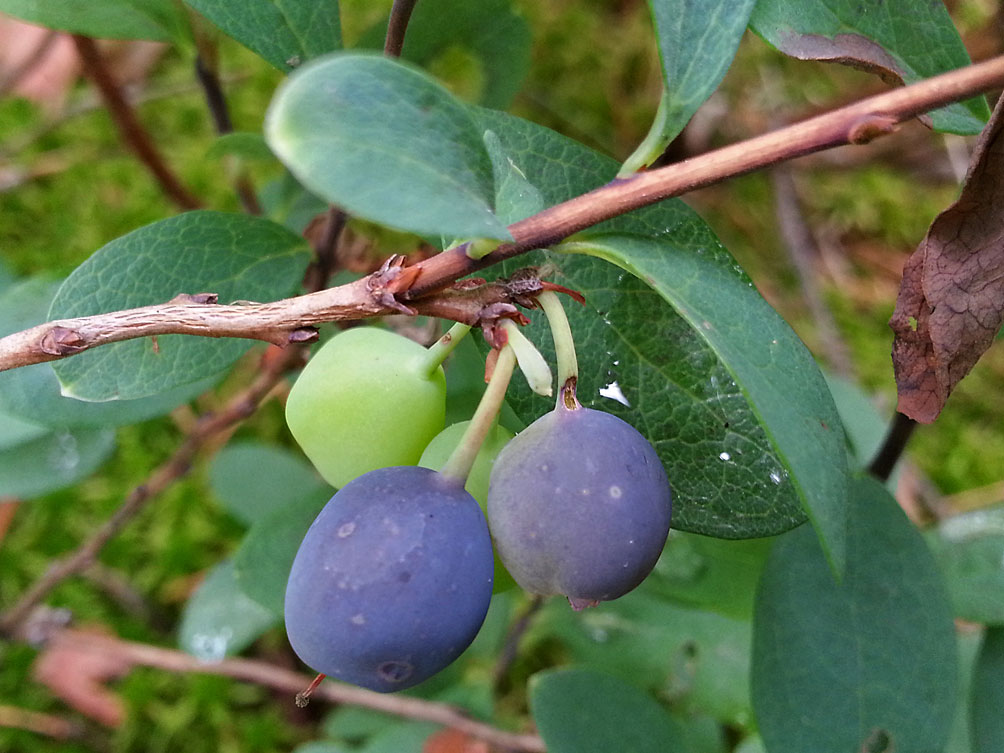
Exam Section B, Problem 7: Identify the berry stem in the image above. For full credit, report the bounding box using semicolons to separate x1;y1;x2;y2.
420;321;471;378
440;345;516;484
537;291;580;410
499;319;552;397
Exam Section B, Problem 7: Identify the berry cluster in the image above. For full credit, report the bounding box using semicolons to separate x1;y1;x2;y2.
283;293;672;693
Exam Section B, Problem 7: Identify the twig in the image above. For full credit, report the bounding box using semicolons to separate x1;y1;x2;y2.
70;35;201;211
0;703;84;741
43;628;547;752
3;55;1004;371
0;345;304;635
493;595;545;687
194;53;262;215
867;412;918;482
770;166;855;379
405;55;1004;297
302;207;348;292
0;277;526;371
384;0;421;57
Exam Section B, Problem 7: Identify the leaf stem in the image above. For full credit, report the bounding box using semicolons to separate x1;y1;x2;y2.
420;321;471;378
384;0;421;57
440;345;516;483
867;412;918;482
537;291;579;409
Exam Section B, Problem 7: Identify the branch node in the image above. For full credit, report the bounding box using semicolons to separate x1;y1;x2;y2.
170;292;219;305
40;327;87;356
848;114;898;145
288;328;319;344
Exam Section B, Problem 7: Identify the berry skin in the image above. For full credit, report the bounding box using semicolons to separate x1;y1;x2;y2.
285;327;447;489
486;405;671;608
284;466;494;692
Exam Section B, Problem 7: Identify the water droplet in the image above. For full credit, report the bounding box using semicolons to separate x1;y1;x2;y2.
190;627;234;661
769;471;783;485
599;381;630;406
719;452;731;461
49;432;80;474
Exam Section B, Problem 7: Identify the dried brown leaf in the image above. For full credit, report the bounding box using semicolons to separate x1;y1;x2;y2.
889;95;1004;422
33;626;132;727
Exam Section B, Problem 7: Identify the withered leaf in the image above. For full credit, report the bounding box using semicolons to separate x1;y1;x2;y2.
889;93;1004;422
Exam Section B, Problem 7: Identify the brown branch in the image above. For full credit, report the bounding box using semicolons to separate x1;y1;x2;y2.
71;35;201;211
0;345;304;635
0;278;522;372
404;54;1004;297
39;628;547;752
194;52;263;215
867;412;918;482
2;55;1004;372
384;0;421;57
0;703;84;741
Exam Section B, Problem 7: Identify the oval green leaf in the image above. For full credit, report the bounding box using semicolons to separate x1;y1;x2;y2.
928;503;1004;625
48;211;310;402
0;425;115;500
208;441;326;526
266;54;511;241
971;627;1004;753
185;0;341;72
622;0;756;173
0;0;183;41
233;489;330;615
178;559;278;660
749;0;990;134
752;475;958;753
530;667;688;753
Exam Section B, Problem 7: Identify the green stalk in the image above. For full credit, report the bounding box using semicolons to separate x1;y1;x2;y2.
419;321;471;378
440;345;516;484
537;291;580;410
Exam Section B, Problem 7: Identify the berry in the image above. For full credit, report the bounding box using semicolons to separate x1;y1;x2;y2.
283;466;494;692
486;405;671;608
285;327;446;488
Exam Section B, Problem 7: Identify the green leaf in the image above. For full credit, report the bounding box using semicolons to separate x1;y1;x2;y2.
526;588;752;726
568;232;847;570
208;441;326;526
928;504;1004;625
49;211;310;402
946;630;982;753
184;0;341;72
621;0;756;173
266;54;511;241
0;425;115;499
0;0;184;41
205;131;275;162
472;108;847;548
749;0;990;134
0;409;48;450
178;559;278;660
529;667;688;753
649;532;772;619
356;0;531;109
752;475;958;753
233;489;330;614
0;278;220;428
971;627;1004;753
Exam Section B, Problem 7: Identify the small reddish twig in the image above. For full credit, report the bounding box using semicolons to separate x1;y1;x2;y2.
37;628;547;752
71;35;201;211
384;0;421;57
